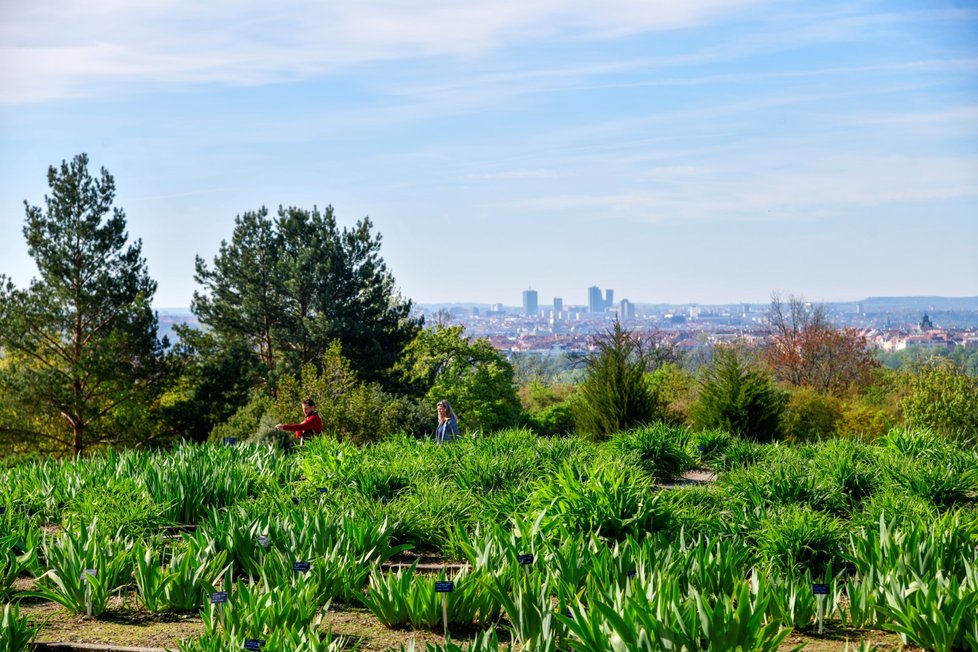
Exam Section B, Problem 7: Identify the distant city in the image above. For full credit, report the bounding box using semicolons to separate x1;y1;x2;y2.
157;290;978;356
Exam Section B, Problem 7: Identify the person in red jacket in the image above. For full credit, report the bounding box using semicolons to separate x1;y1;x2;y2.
275;399;323;443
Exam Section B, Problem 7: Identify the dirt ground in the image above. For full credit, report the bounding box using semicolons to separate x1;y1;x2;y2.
16;594;913;652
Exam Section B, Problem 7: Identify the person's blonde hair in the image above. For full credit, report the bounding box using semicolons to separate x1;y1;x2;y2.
436;399;456;424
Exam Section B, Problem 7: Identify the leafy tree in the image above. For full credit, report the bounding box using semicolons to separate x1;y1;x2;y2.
573;321;666;439
192;205;418;388
902;358;978;441
0;154;165;454
396;325;521;433
156;327;264;442
766;293;879;395
693;346;787;442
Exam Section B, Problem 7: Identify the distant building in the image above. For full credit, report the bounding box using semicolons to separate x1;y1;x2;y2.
522;289;538;316
588;285;614;313
588;286;603;313
619;299;635;321
920;313;934;331
553;297;563;314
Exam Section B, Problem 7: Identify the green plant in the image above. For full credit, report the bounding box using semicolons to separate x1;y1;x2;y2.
1;534;34;600
573;321;665;440
31;521;133;616
753;505;843;577
0;603;41;652
361;563;496;630
528;462;671;541
692;347;787;442
607;423;695;482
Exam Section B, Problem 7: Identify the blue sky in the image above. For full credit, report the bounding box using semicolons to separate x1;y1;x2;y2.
1;0;976;308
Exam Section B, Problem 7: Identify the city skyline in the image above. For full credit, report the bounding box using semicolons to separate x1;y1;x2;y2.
2;1;977;308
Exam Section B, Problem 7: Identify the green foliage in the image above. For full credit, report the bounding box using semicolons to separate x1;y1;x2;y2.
270;343;428;444
32;521;134;615
752;505;844;577
192;204;419;387
397;325;522;433
528;462;671;541
361;564;497;630
573;321;664;440
606;423;695;482
0;153;166;455
1;603;41;652
902;357;978;441
781;386;843;442
644;362;695;426
693;347;787;442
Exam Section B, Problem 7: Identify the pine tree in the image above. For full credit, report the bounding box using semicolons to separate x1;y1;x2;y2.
192;205;418;388
0;154;165;454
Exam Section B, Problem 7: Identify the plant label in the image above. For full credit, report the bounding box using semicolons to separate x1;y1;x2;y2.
697;445;705;453
83;568;97;579
578;474;588;484
256;536;270;548
223;437;236;446
210;591;229;604
627;570;637;579
244;639;265;651
317;487;328;493
435;580;454;593
812;583;829;595
293;561;311;573
517;554;534;565
292;497;300;505
0;506;5;514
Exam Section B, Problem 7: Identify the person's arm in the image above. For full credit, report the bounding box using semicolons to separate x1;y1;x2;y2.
276;414;317;433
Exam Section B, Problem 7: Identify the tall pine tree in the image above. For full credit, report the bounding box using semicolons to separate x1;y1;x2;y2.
192;205;419;388
0;154;165;454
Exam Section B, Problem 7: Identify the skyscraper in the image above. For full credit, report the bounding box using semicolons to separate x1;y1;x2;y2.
587;286;603;313
619;299;635;320
553;297;563;314
523;289;538;316
605;289;614;309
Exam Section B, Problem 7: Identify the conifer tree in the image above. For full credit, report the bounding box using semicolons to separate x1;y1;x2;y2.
0;154;165;454
192;205;418;388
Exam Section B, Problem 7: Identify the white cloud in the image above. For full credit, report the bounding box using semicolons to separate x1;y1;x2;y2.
0;0;760;104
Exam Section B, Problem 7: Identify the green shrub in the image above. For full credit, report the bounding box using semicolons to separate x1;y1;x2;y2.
692;348;787;442
902;358;978;442
573;321;665;440
753;505;844;577
607;423;695;482
781;387;842;442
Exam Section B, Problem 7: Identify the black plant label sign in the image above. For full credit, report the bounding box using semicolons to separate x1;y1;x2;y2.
435;580;454;593
812;583;830;595
517;554;534;565
293;561;311;573
256;536;270;548
210;591;229;604
244;639;265;651
223;437;236;446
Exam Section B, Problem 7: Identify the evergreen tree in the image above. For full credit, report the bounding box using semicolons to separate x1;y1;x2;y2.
192;205;419;387
693;346;786;442
573;321;664;439
0;154;165;454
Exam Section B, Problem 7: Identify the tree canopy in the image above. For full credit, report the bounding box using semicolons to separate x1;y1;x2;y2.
0;154;165;454
191;205;419;388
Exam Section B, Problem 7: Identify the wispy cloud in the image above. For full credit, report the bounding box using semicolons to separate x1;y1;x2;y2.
0;0;762;104
511;154;978;222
